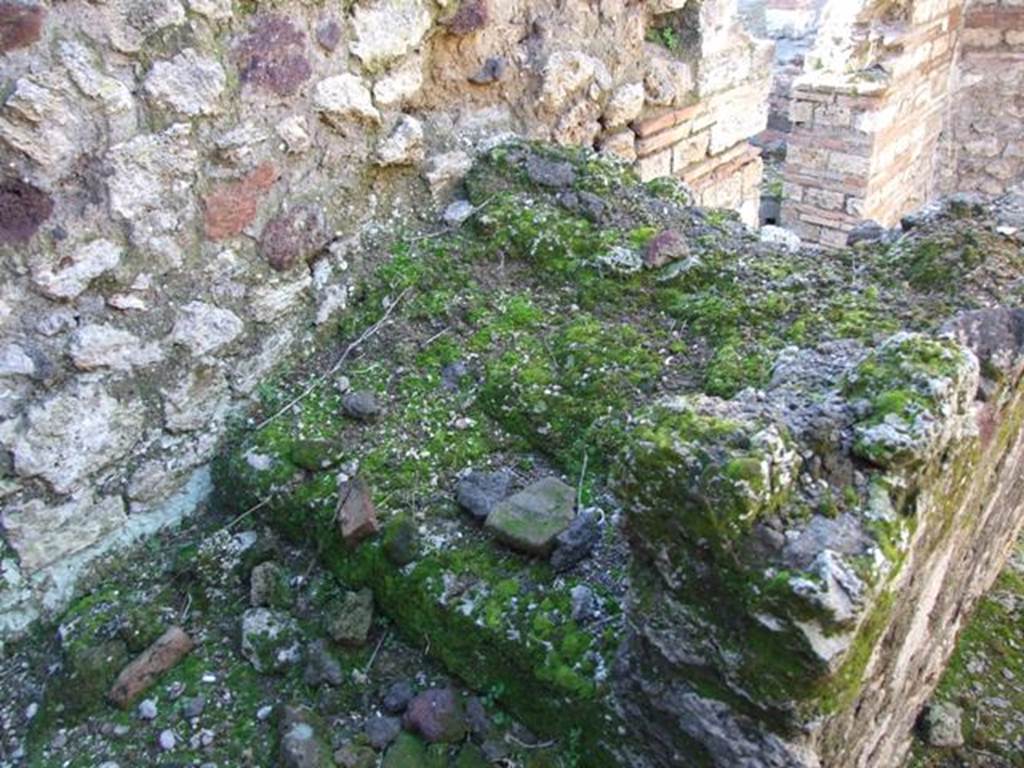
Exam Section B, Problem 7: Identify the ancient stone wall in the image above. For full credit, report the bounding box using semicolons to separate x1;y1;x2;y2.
781;0;966;246
0;0;772;638
941;0;1024;197
632;0;774;225
779;0;1024;246
740;0;827;225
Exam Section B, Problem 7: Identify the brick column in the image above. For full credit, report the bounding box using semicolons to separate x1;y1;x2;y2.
781;0;966;246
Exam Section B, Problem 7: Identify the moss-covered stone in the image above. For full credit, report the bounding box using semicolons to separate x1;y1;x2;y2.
615;397;800;549
844;333;978;468
453;743;489;768
62;639;129;715
382;732;428;768
211;141;1024;766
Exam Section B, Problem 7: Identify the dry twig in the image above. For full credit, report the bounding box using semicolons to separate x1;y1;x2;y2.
251;287;412;434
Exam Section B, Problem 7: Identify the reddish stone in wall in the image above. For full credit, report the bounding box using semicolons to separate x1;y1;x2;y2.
0;2;44;53
336;477;379;547
446;0;488;35
259;203;328;272
0;178;53;245
233;14;312;97
203;162;279;241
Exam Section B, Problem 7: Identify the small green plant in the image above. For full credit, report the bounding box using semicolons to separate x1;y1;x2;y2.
646;25;681;52
559;727;584;768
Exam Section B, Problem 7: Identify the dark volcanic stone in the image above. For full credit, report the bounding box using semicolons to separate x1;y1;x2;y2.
446;0;488;35
0;2;44;53
182;695;206;718
556;190;606;222
234;15;312;97
464;696;490;738
316;18;342;51
382;680;416;714
260;203;328;271
0;178;53;245
365;714;402;750
402;688;467;743
342;390;383;421
550;509;600;571
303;640;343;687
525;155;577;189
456;470;513;522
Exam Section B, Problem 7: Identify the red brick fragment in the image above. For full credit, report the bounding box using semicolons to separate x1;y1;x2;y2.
336;477;379;546
108;627;195;708
203;162;279;241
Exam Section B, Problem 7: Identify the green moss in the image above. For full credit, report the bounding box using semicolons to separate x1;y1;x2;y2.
816;590;895;715
119;602;167;653
454;744;490;768
902;235;984;292
912;542;1024;764
616;402;794;548
704;341;774;398
843;333;972;466
382;514;420;566
480;312;662;476
210;140;1024;762
287;439;344;471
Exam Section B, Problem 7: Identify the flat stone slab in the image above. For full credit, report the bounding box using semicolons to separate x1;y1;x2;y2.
484;477;575;556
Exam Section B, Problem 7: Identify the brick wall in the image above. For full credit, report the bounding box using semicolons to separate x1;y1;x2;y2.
780;0;1024;246
781;0;967;246
633;11;773;226
942;0;1024;196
